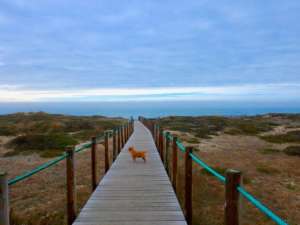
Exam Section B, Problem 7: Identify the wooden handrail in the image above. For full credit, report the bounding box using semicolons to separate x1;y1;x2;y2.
2;121;133;225
139;117;243;225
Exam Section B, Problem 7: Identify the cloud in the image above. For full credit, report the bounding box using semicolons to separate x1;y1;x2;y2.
0;1;300;94
0;83;299;102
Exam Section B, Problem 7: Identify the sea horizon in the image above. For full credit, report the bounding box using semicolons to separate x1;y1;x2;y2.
1;100;299;118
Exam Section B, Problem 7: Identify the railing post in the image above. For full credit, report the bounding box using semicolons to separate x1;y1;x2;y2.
153;124;156;143
121;125;124;148
185;146;193;225
66;146;77;225
172;136;178;192
0;172;9;225
124;124;127;141
151;121;155;137
112;129;117;161
225;169;242;225
126;124;129;141
91;136;97;191
123;125;126;146
117;127;121;154
156;126;160;149
159;129;164;162
123;124;126;142
165;132;170;174
104;132;109;173
129;122;132;135
131;120;134;134
128;122;131;137
124;125;127;143
127;123;130;140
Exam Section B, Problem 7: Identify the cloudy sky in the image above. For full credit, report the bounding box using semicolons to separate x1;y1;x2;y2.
0;0;299;102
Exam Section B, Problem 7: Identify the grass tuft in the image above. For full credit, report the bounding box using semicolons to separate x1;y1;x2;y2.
260;130;300;143
259;148;281;154
5;133;78;157
283;146;300;156
256;164;280;175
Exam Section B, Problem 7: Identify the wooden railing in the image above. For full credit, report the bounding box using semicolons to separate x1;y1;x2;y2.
139;116;288;225
0;120;134;225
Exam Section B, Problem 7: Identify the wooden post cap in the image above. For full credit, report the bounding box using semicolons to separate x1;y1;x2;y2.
65;146;74;153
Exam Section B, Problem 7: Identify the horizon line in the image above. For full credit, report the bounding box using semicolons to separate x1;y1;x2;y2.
0;83;299;102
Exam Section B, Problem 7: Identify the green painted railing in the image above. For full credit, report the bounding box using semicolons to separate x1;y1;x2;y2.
155;124;288;225
8;126;125;186
2;121;134;225
8;139;94;186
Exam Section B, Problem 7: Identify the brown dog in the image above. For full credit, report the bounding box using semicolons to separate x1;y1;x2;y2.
128;146;147;162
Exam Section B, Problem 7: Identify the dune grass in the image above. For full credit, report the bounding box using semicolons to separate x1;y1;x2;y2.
260;130;300;144
283;146;300;156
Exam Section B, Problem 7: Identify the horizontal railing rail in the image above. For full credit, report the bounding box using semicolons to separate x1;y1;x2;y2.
139;117;288;225
8;142;94;186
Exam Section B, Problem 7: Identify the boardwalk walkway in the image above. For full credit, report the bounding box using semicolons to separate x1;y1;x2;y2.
73;121;187;225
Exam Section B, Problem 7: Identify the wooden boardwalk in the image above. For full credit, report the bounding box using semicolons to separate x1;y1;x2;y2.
73;121;187;225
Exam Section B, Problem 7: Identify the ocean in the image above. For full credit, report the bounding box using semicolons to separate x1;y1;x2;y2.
0;101;299;118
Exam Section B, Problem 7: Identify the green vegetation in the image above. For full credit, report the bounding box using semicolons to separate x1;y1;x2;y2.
0;112;126;157
259;148;281;154
5;133;78;157
158;114;284;138
260;130;300;144
0;112;124;137
285;182;297;191
283;146;300;156
187;137;200;143
0;126;16;136
256;164;280;175
159;116;227;138
226;118;277;135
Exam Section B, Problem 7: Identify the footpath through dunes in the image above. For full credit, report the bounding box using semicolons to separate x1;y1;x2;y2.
73;121;187;225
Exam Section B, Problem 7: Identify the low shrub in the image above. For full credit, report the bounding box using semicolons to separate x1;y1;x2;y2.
283;146;300;156
256;165;280;175
6;133;78;156
187;137;200;144
227;119;277;135
259;148;281;154
261;130;300;143
0;126;17;136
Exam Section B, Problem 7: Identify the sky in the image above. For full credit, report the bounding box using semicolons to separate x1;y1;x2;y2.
0;0;300;102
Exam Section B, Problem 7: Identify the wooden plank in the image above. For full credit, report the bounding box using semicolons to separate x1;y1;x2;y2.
72;121;187;225
76;211;185;221
74;222;187;225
